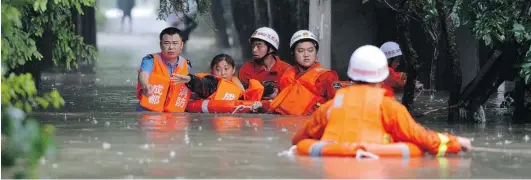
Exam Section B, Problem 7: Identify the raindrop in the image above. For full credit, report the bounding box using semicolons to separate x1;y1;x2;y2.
267;137;273;141
126;79;131;82
524;135;530;142
103;142;111;150
141;144;150;150
104;121;110;127
161;159;169;163
40;157;47;165
170;151;176;157
117;152;123;156
281;128;287;132
198;126;202;131
138;159;145;164
92;119;98;124
146;158;152;163
52;163;58;168
504;140;512;145
217;138;222;141
95;78;100;81
198;143;203;146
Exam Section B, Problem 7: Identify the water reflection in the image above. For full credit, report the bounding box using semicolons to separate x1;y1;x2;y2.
292;157;472;178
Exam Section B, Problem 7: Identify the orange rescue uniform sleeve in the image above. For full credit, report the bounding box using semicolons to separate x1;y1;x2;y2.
386;67;406;89
381;97;462;155
314;71;340;100
291;101;333;145
238;62;254;85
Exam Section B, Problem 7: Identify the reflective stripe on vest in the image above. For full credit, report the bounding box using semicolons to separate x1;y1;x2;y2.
436;133;450;156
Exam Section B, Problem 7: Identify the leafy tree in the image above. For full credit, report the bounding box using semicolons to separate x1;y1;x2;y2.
1;0;96;178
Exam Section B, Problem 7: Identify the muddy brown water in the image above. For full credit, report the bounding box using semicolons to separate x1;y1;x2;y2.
21;9;531;178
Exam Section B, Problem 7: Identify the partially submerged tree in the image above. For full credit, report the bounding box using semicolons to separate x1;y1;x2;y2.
2;0;96;178
448;0;531;122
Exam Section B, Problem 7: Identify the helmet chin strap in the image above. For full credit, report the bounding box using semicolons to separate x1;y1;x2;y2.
254;46;274;65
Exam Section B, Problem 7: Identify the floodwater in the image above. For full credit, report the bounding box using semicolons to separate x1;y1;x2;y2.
24;5;531;179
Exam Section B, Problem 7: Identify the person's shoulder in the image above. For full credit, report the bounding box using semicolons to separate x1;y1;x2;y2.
277;58;292;67
179;56;192;68
382;95;407;111
240;61;255;70
142;54;155;61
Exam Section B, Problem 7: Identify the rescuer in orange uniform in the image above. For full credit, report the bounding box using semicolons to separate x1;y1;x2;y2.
136;27;193;112
379;41;424;97
172;54;276;101
238;27;292;99
291;45;472;156
263;30;338;116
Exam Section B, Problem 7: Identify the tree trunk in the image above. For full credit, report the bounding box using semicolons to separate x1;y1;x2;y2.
435;0;463;122
429;41;439;99
265;0;273;27
253;0;261;27
230;0;255;59
513;77;526;123
397;8;419;110
211;0;230;48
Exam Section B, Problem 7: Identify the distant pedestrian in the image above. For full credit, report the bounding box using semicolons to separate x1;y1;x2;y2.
117;0;136;33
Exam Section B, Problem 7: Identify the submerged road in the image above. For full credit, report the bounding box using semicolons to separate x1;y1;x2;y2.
25;6;531;179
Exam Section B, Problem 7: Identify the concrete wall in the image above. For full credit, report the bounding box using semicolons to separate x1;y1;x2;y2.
309;0;481;84
331;0;379;80
309;0;331;69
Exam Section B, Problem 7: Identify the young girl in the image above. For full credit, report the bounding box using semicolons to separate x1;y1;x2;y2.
175;54;276;101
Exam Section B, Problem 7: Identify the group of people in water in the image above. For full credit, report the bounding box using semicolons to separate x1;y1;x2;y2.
135;26;472;158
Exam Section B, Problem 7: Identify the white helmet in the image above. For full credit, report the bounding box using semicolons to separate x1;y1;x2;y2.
249;27;280;51
347;45;389;83
289;30;319;50
379;41;403;59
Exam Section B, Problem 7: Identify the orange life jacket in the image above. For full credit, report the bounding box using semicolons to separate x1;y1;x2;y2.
136;53;191;112
195;73;265;101
269;64;330;115
322;85;393;143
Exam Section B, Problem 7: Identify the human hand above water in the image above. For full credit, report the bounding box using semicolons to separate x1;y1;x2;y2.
171;74;191;84
457;137;472;152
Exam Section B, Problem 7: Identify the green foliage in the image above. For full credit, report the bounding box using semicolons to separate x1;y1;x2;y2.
157;0;211;20
2;0;97;71
1;73;65;112
2;0;96;178
462;0;531;84
1;107;57;179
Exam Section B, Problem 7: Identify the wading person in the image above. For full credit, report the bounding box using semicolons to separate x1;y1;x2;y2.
135;27;193;112
264;30;339;115
379;41;424;97
238;27;291;99
292;45;472;156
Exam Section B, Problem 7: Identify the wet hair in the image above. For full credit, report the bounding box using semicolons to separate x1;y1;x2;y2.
210;54;235;70
159;27;184;41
